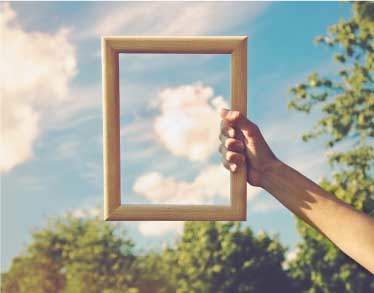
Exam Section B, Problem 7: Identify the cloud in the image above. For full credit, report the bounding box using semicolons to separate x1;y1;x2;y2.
44;85;101;131
121;118;157;145
134;162;262;204
85;2;268;38
0;3;77;172
283;246;300;269
136;181;263;237
133;164;229;204
153;83;228;161
137;221;184;237
69;207;102;219
120;83;229;163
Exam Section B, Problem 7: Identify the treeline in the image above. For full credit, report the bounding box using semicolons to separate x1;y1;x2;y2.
1;218;294;293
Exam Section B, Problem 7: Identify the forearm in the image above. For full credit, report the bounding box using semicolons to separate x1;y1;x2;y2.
261;160;374;272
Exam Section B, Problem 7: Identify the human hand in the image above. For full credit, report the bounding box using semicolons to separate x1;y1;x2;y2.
219;109;278;187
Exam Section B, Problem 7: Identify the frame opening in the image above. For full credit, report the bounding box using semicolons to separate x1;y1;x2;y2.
119;53;231;206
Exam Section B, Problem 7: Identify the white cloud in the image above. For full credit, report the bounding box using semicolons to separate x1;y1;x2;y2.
137;221;184;237
135;179;263;237
133;164;230;204
0;3;77;172
283;246;300;269
134;162;262;204
154;83;228;161
69;207;102;219
136;182;263;237
85;2;268;38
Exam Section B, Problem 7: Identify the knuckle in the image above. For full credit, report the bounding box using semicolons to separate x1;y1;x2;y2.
225;151;235;161
224;138;235;148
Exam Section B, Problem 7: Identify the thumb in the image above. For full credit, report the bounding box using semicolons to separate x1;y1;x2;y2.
220;108;248;129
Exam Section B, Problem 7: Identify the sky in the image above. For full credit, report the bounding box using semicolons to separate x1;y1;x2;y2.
1;2;352;271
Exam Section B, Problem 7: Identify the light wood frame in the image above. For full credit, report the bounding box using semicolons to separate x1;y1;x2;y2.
102;36;247;221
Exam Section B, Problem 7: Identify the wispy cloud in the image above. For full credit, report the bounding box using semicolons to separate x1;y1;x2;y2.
121;119;156;144
44;85;102;131
251;197;282;213
83;2;268;38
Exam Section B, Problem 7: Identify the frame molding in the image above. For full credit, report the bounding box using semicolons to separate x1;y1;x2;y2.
102;36;247;221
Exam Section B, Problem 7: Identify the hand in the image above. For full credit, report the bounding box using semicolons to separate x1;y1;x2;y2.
219;108;278;187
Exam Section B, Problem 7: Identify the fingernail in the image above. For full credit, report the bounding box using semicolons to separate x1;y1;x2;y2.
228;128;235;137
230;164;237;172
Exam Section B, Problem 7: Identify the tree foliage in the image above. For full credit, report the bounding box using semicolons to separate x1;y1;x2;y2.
1;215;138;293
287;2;374;292
2;219;292;293
163;222;293;293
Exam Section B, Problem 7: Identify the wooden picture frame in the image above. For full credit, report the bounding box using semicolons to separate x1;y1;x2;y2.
102;36;247;221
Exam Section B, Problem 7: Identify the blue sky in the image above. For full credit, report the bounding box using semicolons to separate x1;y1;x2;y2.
1;2;352;271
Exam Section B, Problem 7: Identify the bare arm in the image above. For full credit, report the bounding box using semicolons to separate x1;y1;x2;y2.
219;109;374;273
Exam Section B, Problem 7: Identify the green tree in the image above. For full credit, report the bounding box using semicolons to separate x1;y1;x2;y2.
287;2;374;292
2;214;138;293
132;252;175;293
1;254;65;293
162;221;293;293
2;217;293;293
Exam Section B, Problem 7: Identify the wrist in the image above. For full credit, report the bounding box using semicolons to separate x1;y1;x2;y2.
258;158;284;190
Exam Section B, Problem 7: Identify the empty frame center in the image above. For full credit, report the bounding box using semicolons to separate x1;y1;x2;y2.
119;53;231;206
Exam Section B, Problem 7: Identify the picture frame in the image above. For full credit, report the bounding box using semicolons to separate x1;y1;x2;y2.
102;36;247;221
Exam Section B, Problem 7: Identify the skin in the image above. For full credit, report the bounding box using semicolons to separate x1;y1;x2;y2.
219;108;374;273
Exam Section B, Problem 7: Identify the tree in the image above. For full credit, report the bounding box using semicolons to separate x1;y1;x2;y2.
2;217;294;293
1;254;65;293
162;221;293;293
2;214;138;293
287;2;374;292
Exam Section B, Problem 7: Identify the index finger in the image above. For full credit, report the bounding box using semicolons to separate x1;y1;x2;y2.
220;108;248;129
